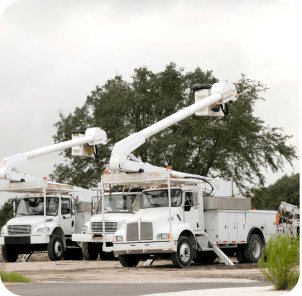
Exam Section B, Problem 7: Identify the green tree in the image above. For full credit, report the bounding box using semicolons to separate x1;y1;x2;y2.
251;173;299;210
50;63;297;192
0;197;20;230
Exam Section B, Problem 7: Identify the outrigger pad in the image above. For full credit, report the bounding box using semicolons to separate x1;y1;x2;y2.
192;84;213;92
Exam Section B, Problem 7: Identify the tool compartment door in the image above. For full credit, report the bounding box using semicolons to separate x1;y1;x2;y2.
217;212;228;242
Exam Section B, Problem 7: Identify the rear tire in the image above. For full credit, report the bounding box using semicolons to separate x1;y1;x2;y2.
2;245;18;263
171;236;193;268
243;234;263;263
118;254;140;267
194;251;217;264
82;242;98;260
47;235;64;261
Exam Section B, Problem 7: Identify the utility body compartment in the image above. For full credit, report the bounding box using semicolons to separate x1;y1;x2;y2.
203;209;277;246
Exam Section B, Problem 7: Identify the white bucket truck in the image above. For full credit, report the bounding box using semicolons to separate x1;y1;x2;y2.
0;127;107;261
72;189;141;260
95;81;279;268
0;179;94;261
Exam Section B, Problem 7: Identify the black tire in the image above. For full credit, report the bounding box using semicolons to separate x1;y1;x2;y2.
171;236;193;268
236;246;246;263
82;242;98;260
194;250;217;264
243;234;263;263
63;248;83;260
47;235;64;261
118;254;140;267
2;245;18;263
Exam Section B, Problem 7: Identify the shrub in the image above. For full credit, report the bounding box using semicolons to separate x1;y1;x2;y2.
258;234;299;290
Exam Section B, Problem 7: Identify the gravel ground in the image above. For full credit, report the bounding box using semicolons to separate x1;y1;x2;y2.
0;249;269;284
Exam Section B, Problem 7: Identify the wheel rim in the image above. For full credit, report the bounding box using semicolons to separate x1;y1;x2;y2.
252;240;261;258
179;242;191;263
54;240;63;257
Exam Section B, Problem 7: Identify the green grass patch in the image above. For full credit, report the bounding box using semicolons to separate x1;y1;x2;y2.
0;269;33;283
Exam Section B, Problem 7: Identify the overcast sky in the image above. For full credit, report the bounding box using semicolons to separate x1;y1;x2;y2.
0;0;300;206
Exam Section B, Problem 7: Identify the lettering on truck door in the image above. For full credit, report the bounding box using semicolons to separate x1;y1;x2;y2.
183;191;201;231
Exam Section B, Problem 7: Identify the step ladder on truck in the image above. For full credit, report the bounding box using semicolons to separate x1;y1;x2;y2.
99;81;279;268
0;127;108;262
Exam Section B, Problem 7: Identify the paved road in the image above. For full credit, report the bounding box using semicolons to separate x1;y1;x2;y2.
4;282;272;296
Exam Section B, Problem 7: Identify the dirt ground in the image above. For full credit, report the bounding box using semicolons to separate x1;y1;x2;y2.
0;248;269;284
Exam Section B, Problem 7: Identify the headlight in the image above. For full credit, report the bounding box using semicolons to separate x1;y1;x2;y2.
114;236;123;242
82;225;88;232
156;233;170;240
37;227;50;233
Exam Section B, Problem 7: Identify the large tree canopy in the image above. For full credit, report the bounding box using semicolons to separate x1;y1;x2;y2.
251;173;300;211
50;63;297;193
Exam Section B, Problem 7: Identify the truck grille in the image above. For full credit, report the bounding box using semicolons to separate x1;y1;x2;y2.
8;225;31;235
91;222;118;233
126;221;153;241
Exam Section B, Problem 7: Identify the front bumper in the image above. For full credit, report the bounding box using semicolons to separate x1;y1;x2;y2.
0;235;50;245
113;241;176;255
72;233;114;243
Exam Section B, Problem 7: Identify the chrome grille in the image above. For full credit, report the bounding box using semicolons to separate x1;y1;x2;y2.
127;222;139;241
141;222;153;240
126;221;153;241
91;222;117;233
8;225;31;235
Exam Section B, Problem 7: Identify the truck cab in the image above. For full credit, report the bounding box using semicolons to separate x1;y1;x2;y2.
72;191;141;260
0;181;94;262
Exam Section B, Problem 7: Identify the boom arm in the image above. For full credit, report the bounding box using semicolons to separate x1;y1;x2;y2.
109;82;237;173
0;127;107;182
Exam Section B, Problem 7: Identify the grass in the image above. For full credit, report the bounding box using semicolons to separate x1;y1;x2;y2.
0;269;33;283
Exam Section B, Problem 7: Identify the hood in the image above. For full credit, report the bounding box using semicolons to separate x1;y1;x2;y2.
126;207;179;223
91;212;134;222
7;216;55;225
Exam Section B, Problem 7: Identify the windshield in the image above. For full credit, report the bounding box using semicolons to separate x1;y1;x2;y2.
97;193;141;213
17;197;59;216
142;189;182;209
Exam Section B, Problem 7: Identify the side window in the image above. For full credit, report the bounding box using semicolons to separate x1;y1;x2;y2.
184;192;192;212
61;198;71;215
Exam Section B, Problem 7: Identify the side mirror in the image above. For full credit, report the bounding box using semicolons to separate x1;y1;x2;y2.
94;203;98;215
192;192;199;209
63;213;72;219
72;207;76;215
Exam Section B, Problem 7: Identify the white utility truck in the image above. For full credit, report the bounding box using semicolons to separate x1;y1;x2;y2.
73;190;142;260
0;127;107;261
0;180;94;261
277;202;300;237
95;81;279;268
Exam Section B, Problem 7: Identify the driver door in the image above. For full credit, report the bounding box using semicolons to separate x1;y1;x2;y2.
183;191;201;231
60;198;75;235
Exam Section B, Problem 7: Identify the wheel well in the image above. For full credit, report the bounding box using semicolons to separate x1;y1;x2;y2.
51;227;66;249
179;230;196;245
247;227;265;244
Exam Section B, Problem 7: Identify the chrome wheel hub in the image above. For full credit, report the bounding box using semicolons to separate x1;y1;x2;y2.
180;243;190;263
54;240;63;257
252;240;261;258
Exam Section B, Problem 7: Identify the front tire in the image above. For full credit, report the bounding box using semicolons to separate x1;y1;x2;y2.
47;235;64;261
244;234;263;263
171;236;193;268
2;245;18;262
82;242;98;260
118;254;140;267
